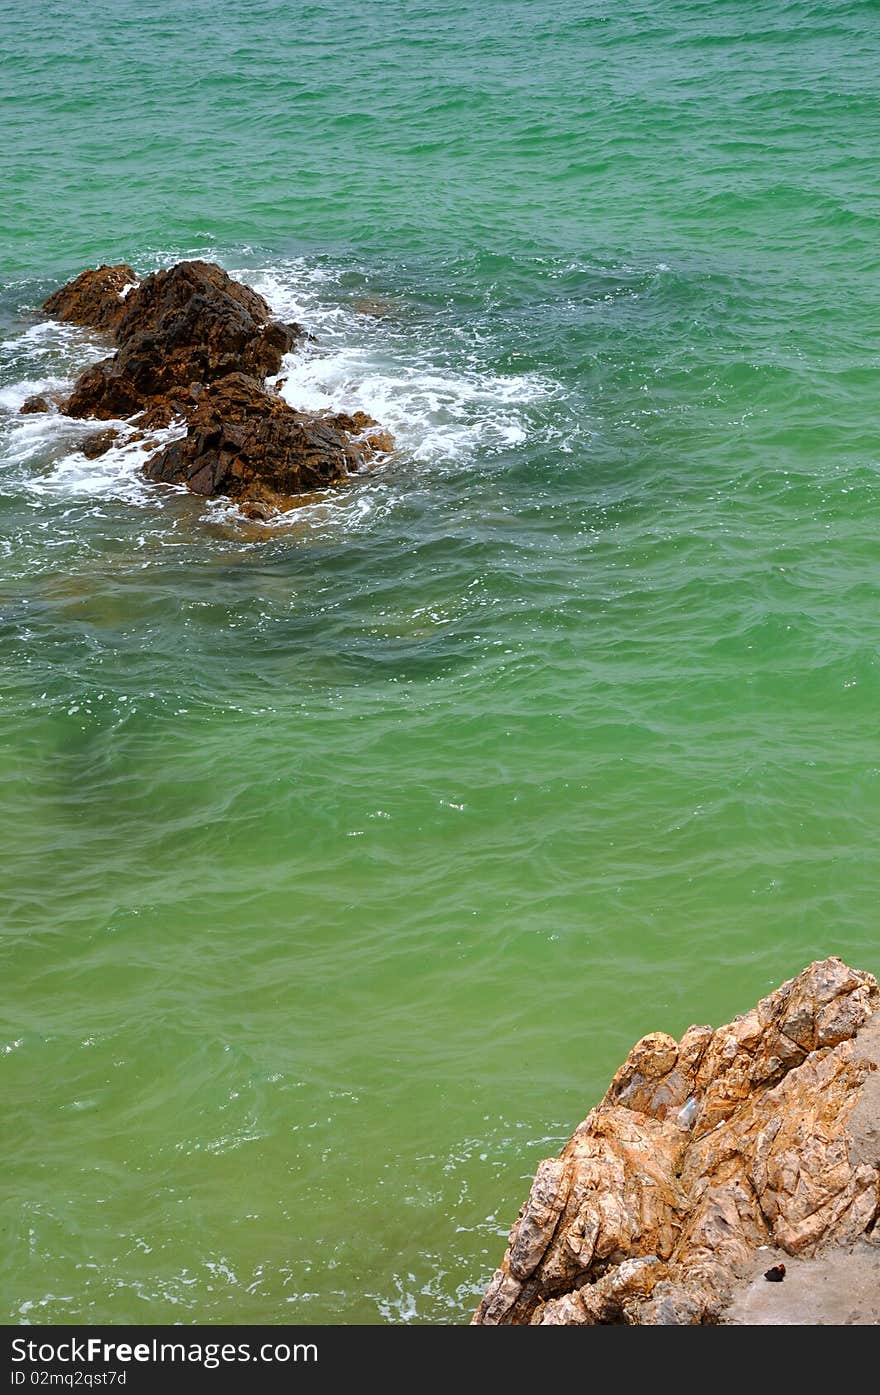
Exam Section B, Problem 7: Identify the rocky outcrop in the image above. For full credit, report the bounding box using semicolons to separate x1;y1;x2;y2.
474;957;880;1326
38;260;394;512
144;373;393;514
62;260;304;422
43;263;138;333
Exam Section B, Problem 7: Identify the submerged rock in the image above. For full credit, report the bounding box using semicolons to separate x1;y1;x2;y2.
144;372;393;512
353;296;399;319
473;957;880;1326
43;264;138;334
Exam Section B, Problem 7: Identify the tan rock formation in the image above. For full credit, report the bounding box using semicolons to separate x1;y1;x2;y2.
473;958;879;1325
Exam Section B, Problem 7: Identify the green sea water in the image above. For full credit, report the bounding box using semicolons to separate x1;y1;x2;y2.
1;0;879;1323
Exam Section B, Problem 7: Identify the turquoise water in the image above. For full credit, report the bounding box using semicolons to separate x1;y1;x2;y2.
1;0;879;1323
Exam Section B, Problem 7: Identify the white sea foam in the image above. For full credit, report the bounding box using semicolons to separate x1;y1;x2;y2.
247;261;556;464
275;342;540;462
0;376;67;414
0;317;107;371
29;426;182;505
0;403;183;506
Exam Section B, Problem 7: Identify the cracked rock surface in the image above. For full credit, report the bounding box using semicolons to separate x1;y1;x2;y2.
473;957;879;1325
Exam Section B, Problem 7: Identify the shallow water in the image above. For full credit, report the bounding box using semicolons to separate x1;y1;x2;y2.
1;0;879;1323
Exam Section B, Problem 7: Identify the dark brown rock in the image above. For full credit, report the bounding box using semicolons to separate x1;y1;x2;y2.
330;411;395;455
114;260;270;346
81;428;120;459
62;260;304;421
63;357;148;420
144;372;393;511
19;394;55;415
43;264;138;333
132;390;202;432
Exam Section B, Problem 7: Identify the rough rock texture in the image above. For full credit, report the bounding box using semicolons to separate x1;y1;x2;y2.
81;428;120;459
115;259;268;345
39;259;394;511
474;958;880;1326
144;372;394;512
43;264;138;333
63;260;303;422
